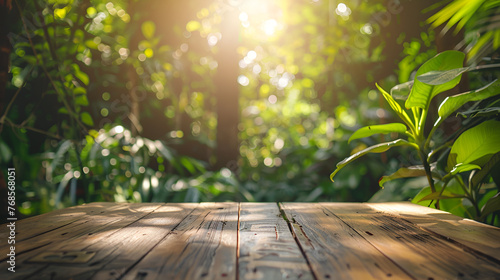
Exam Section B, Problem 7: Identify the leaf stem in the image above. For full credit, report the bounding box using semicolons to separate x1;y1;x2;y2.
419;149;438;208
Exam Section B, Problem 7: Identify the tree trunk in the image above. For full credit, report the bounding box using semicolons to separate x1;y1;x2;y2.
214;7;240;170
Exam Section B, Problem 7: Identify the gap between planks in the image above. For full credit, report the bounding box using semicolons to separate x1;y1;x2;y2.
277;202;319;280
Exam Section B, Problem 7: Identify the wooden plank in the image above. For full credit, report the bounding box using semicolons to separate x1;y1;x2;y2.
281;202;413;280
368;202;500;261
22;203;197;280
122;202;238;280
238;203;314;280
0;202;120;245
321;203;500;280
0;203;165;280
0;203;153;259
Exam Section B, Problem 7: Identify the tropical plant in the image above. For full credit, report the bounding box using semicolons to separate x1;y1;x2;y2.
427;0;500;63
331;50;500;224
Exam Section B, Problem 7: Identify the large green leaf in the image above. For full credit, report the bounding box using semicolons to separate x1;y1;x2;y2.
435;79;500;127
376;84;414;130
417;67;472;85
330;139;415;181
480;193;500;221
457;107;500;119
378;165;440;188
348;123;407;143
418;64;500;86
405;51;465;110
428;0;484;34
471;152;500;190
418;191;466;202
448;120;500;169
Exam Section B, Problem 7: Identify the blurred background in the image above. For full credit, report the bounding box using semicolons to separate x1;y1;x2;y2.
0;0;498;217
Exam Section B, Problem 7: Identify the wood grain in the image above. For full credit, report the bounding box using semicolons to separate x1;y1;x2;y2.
0;202;119;246
238;203;314;280
368;202;500;262
2;202;500;280
0;202;159;280
33;203;196;280
0;203;173;279
281;202;413;280
0;203;150;259
321;202;500;280
122;202;238;280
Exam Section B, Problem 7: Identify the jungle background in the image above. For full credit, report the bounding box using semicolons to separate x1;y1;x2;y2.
0;0;499;222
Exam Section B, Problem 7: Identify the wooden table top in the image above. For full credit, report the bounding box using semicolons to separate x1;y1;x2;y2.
1;202;500;279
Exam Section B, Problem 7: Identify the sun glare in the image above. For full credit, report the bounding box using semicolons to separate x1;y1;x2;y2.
262;19;278;36
236;0;282;37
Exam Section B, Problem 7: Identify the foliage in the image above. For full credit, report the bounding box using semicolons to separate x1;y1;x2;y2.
2;0;407;215
427;0;500;63
5;0;479;219
331;50;500;224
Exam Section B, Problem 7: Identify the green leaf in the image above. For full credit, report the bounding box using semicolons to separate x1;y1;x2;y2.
417;67;472;85
406;51;465;110
376;83;414;130
417;64;500;86
457;107;500;119
448;120;500;169
418;191;466;202
471;152;500;190
73;87;87;95
348;123;407;143
72;64;89;86
449;163;481;175
435;79;500;127
428;0;483;34
390;80;413;98
378;165;440;188
75;95;89;106
331;139;415;181
141;21;155;39
80;112;94;126
180;156;196;174
480;193;500;220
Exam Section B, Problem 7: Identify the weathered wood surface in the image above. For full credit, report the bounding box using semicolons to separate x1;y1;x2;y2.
238;203;313;280
1;202;499;280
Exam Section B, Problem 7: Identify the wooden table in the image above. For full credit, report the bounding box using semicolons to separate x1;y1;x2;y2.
1;202;500;279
